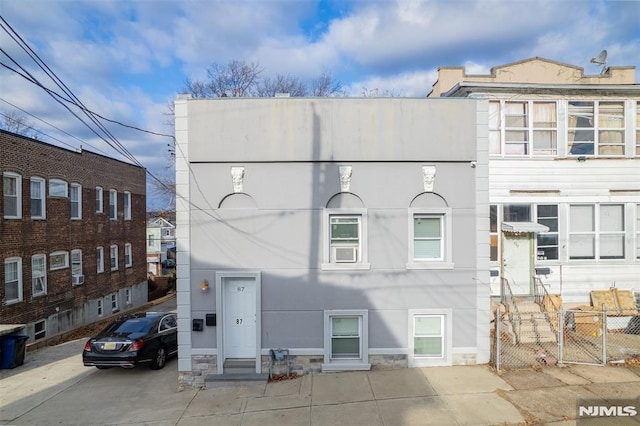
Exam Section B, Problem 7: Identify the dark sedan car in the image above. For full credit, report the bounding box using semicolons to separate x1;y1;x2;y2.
83;312;177;370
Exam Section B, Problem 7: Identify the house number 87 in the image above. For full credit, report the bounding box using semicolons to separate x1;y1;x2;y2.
236;318;243;324
237;287;244;292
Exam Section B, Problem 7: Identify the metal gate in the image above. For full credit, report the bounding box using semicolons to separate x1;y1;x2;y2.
559;308;605;366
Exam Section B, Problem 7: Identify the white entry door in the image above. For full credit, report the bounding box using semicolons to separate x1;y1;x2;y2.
223;277;257;359
502;234;532;295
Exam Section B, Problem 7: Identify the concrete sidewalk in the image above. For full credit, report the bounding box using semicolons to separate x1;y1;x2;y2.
3;345;640;426
2;293;639;425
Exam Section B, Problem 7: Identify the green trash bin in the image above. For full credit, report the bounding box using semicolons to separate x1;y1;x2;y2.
0;335;29;369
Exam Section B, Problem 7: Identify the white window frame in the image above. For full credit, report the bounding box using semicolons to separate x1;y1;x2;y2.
70;183;82;220
569;204;625;261
123;191;131;220
109;189;117;220
49;178;68;198
408;309;452;367
96;246;104;273
97;299;103;317
96;186;103;213
111;293;118;312
637;204;640;259
535;204;559;261
568;100;626;157
32;254;47;296
110;245;118;270
634;101;640;157
4;257;23;304
125;288;131;305
322;209;370;270
30;177;46;219
322;309;370;371
407;208;454;269
50;251;69;270
124;243;132;267
3;172;22;219
34;319;46;340
489;100;558;157
71;249;83;285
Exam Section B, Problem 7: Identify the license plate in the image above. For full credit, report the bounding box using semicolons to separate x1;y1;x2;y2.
103;342;116;350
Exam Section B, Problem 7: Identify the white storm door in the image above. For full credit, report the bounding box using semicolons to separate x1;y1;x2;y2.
223;277;256;358
502;234;532;295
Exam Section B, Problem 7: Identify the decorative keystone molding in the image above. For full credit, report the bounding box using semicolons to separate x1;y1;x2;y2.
231;166;245;193
422;165;436;192
339;166;352;192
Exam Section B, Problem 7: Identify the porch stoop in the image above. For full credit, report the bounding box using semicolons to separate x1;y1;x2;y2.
513;301;558;344
205;358;268;388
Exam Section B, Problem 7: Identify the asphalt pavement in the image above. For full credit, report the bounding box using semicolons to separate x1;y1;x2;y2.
1;295;639;425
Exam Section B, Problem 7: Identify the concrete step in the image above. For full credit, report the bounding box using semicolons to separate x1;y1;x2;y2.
516;302;544;313
204;373;268;389
519;333;557;344
223;358;257;375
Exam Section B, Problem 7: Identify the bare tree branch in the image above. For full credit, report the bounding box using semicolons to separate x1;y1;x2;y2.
0;109;36;135
311;71;343;97
256;74;308;97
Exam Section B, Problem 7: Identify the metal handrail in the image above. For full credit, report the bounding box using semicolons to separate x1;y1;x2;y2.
501;277;521;344
533;276;560;340
534;276;560;312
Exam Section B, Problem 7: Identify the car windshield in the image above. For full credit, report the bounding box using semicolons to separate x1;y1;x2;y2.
106;318;154;335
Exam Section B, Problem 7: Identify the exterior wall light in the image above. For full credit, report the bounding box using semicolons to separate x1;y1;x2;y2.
200;279;209;292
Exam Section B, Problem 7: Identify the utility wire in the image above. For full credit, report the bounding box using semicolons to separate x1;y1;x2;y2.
0;17;140;165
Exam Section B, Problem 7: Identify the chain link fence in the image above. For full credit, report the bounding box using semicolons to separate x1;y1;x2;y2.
492;305;640;371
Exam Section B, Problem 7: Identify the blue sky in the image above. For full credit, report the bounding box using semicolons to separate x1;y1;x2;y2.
1;0;639;210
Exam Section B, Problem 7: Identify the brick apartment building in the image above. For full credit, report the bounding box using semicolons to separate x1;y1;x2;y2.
1;130;148;341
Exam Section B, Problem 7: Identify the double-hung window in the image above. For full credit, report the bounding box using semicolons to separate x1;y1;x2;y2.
412;215;443;261
409;309;452;367
568;101;625;156
124;243;132;267
3;172;21;218
636;101;640;156
71;249;84;285
123;191;131;220
323;310;370;371
323;210;369;269
413;315;444;358
408;208;453;269
4;257;23;304
34;320;46;340
30;177;46;219
109;189;117;220
110;245;118;270
32;254;47;296
489;101;557;156
570;204;625;260
637;204;640;259
536;205;559;261
97;247;104;273
111;293;118;312
96;186;103;213
330;216;360;263
70;183;82;219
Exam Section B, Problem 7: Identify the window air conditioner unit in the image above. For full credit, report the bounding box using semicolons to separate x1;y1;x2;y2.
332;246;358;263
72;274;85;285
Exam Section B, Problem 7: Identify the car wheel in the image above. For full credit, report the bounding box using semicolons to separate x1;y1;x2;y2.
151;346;167;370
96;366;112;370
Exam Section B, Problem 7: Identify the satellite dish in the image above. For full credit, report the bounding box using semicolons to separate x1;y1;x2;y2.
590;49;608;75
590;49;607;65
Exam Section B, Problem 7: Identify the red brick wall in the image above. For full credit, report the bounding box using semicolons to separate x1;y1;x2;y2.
1;130;147;325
